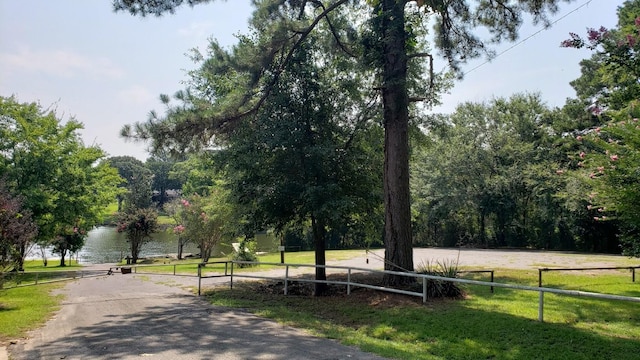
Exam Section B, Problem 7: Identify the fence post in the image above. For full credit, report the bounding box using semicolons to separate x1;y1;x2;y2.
423;277;427;303
35;273;38;285
538;269;543;287
284;265;289;295
197;263;202;296
632;267;636;283
347;268;351;295
173;265;176;276
230;262;234;289
490;271;494;293
538;291;544;322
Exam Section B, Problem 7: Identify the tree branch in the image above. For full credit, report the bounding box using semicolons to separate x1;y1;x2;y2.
407;52;434;89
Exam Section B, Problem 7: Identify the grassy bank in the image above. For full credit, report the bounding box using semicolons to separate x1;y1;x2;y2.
0;261;68;344
206;269;640;360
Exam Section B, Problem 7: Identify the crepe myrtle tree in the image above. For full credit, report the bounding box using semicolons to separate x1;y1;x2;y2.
117;208;159;264
560;2;640;256
178;190;235;264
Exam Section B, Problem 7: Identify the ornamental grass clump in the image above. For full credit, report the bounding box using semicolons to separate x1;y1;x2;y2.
231;238;258;268
416;259;464;299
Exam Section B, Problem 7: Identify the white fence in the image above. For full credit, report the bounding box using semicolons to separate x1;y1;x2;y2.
198;260;640;322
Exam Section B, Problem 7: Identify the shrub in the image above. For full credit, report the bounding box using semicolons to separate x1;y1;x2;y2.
232;238;258;267
416;259;464;298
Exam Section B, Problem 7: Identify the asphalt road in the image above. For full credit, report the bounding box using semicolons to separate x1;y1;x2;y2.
8;274;387;360
7;248;631;360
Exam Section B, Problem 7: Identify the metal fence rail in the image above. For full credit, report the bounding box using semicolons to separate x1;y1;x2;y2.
538;266;640;287
210;260;640;322
0;270;108;289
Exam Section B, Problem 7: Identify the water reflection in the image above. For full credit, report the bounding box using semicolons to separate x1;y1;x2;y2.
77;226;201;264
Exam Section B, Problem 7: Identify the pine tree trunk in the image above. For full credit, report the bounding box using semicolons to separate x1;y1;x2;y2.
312;214;328;296
381;0;414;285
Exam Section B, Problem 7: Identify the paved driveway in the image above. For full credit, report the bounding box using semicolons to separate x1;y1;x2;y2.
8;248;632;359
8;274;387;360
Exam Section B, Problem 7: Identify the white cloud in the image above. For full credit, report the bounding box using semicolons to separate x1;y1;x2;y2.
0;47;124;80
178;21;214;40
117;85;155;105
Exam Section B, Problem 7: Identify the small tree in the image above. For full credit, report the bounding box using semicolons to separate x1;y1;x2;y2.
0;181;37;273
165;198;190;260
51;226;87;267
117;208;158;264
180;189;234;263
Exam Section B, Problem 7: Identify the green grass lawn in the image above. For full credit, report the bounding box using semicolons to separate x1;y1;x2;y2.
0;283;63;344
205;269;640;360
0;259;114;344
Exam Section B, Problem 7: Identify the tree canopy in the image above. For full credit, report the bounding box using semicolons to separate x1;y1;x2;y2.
114;0;572;284
0;96;122;268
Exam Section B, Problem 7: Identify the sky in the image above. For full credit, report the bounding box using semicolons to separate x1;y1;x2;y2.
0;0;625;161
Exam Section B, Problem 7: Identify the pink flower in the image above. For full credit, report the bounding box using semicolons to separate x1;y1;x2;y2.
173;224;185;234
576;135;583;141
594;217;600;221
181;199;190;207
597;166;605;173
610;154;619;161
627;34;637;47
579;152;586;159
589;172;596;179
587;205;593;210
595;127;601;133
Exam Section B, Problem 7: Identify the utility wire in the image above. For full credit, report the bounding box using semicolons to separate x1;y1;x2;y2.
463;0;596;76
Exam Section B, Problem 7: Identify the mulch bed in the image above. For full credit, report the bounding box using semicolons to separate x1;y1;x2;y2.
243;272;462;308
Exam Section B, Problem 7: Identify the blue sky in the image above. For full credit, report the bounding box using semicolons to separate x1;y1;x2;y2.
0;0;623;161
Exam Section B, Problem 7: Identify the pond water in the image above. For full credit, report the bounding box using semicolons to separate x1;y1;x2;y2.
31;226;201;264
30;226;277;265
76;226;202;264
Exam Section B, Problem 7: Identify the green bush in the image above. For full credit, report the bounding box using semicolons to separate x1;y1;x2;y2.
232;238;258;267
416;259;464;298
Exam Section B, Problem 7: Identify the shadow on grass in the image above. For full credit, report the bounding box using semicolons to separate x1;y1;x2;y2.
206;283;640;360
354;303;640;360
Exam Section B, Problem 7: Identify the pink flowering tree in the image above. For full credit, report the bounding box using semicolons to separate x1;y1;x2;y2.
165;198;191;260
117;208;159;264
561;8;640;112
572;103;640;256
562;3;640;256
180;188;235;263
